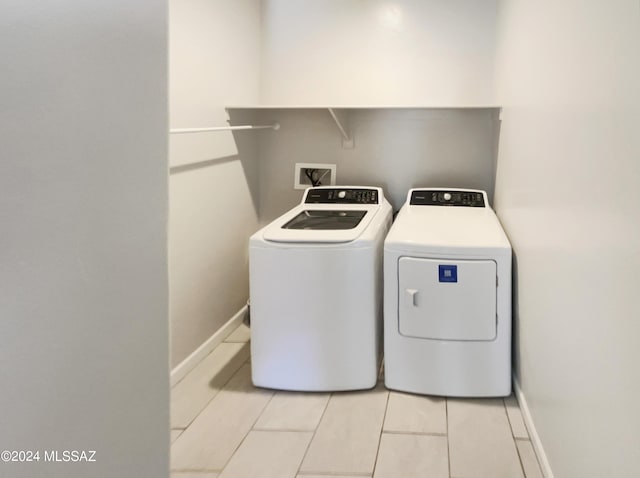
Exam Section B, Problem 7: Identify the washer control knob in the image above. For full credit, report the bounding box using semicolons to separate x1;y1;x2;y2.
443;192;452;201
338;191;346;199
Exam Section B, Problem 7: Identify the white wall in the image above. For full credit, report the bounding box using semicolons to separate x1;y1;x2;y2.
169;0;261;366
494;1;640;476
260;0;499;106
0;2;168;478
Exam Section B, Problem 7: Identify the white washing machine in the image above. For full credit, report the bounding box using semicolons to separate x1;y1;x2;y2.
250;186;392;391
384;188;512;397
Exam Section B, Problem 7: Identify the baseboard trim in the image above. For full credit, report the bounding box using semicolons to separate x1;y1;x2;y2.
170;305;247;387
513;376;555;478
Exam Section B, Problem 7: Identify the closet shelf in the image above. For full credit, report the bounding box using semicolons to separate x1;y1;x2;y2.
223;105;501;149
225;105;501;110
170;123;280;134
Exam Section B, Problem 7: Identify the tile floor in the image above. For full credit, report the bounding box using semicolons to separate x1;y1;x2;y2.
171;324;544;478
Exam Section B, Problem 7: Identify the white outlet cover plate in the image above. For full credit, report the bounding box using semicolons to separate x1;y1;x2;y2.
294;163;337;190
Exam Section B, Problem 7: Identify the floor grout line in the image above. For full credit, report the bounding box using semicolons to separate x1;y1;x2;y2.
250;428;316;434
514;439;528;478
171;468;223;472
504;395;522;440
382;430;447;437
445;397;452;478
252;426;320;433
170;341;246;391
179;364;244;431
173;342;250;431
370;386;391;478
249;387;277;432
295;389;333;476
518;436;546;477
215;367;275;474
296;472;371;477
503;395;527;477
504;394;530;441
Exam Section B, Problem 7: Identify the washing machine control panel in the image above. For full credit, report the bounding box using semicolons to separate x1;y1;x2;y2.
410;190;486;207
305;188;379;204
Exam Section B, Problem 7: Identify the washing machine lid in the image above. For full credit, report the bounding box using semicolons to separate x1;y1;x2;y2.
262;186;385;243
282;210;367;230
263;203;380;243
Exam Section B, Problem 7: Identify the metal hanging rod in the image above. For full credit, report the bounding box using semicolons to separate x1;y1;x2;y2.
170;123;280;134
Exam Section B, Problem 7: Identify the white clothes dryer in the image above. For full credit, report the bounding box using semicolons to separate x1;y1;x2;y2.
250;186;392;391
384;188;512;397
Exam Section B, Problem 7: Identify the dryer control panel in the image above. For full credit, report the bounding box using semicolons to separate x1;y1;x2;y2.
305;188;379;204
410;189;486;208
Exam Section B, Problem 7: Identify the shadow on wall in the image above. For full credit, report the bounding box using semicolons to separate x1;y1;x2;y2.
169;155;240;175
511;250;521;381
169;108;263;217
228;108;263;216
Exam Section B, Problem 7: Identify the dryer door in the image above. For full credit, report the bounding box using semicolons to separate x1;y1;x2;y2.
398;257;496;341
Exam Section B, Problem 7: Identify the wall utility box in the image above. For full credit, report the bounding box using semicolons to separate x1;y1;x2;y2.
294;163;337;190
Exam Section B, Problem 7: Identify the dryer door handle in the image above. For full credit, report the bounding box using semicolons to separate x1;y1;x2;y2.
405;288;419;307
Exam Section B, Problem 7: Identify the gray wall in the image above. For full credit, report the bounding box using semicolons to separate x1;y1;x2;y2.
238;108;499;222
0;2;169;477
494;1;640;476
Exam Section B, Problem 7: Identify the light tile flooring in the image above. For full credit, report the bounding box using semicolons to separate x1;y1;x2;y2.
171;324;544;478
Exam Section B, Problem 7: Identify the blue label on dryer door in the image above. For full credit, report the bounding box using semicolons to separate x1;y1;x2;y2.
438;265;458;283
